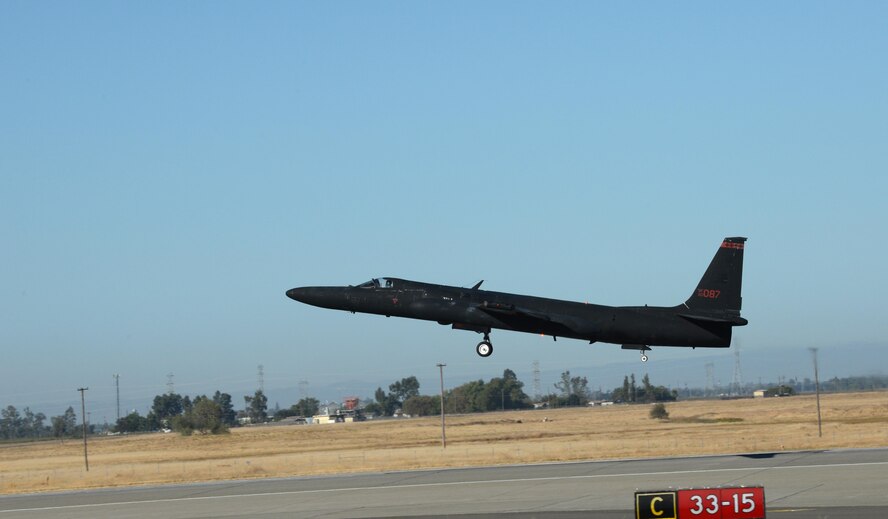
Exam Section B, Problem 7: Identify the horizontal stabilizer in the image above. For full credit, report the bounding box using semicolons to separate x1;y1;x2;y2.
679;313;748;326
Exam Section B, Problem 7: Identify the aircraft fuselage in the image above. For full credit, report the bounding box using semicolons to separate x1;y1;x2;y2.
287;280;735;347
286;237;748;360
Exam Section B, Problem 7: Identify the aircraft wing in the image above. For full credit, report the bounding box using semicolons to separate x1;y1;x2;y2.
478;301;551;320
477;302;578;335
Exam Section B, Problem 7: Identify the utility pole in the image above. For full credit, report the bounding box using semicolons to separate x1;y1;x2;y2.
809;348;822;437
77;387;89;472
114;374;120;423
437;363;446;449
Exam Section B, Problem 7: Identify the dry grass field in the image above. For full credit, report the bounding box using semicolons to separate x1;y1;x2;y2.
2;391;886;495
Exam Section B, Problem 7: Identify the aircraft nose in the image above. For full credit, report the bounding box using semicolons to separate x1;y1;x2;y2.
286;287;308;302
286;286;348;310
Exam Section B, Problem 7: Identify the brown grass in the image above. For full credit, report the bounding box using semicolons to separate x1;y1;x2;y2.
1;391;886;495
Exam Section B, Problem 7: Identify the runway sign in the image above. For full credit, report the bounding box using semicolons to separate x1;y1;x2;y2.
636;491;678;519
636;487;765;519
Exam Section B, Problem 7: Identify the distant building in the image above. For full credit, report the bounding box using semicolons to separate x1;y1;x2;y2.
313;407;366;424
313;413;344;425
753;389;768;398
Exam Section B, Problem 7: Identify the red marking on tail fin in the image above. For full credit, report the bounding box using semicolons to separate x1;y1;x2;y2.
721;241;745;250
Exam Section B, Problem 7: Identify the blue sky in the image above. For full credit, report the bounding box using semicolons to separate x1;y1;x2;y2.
2;2;887;420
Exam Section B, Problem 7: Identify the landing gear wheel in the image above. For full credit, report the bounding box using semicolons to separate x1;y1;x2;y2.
476;340;493;357
640;354;648;363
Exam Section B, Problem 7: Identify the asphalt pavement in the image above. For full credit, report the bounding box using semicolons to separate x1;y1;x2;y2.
1;448;886;518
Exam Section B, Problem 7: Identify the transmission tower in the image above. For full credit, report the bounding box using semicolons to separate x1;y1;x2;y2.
166;373;175;395
298;380;309;399
532;360;541;401
705;363;715;398
732;345;744;396
257;364;265;392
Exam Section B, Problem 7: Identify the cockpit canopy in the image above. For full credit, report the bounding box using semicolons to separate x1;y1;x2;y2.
356;278;395;289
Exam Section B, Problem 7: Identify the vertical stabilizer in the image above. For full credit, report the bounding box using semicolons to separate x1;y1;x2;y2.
683;237;746;319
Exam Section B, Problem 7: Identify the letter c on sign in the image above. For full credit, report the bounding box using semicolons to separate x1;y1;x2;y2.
650;496;664;516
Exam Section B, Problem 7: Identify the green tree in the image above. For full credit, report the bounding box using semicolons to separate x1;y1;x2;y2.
170;415;194;436
372;386;399;416
63;406;77;435
276;397;321;419
152;393;185;423
554;371;572;398
641;374;654;402
1;405;21;439
481;369;532;411
613;374;676;403
213;391;237;427
621;376;631;402
190;397;227;434
51;416;67;438
650;403;669;420
501;369;531;409
765;385;795;397
22;407;47;439
171;396;228;435
114;411;152;433
570;375;590;405
50;407;78;438
445;380;487;413
553;370;590;406
389;376;420;402
244;390;268;423
293;397;320;417
403;395;439;416
363;402;383;416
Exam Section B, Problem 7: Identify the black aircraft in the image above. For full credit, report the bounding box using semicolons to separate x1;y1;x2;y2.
286;237;747;362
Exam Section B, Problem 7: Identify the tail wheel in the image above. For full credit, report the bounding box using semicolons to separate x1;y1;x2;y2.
640;354;649;362
476;340;493;357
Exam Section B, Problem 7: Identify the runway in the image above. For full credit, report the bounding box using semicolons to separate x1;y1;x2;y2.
1;448;886;518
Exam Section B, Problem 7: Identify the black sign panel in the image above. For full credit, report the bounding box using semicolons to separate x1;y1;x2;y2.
636;491;678;519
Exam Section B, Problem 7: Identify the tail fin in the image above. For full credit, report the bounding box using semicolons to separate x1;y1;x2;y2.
682;237;747;322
